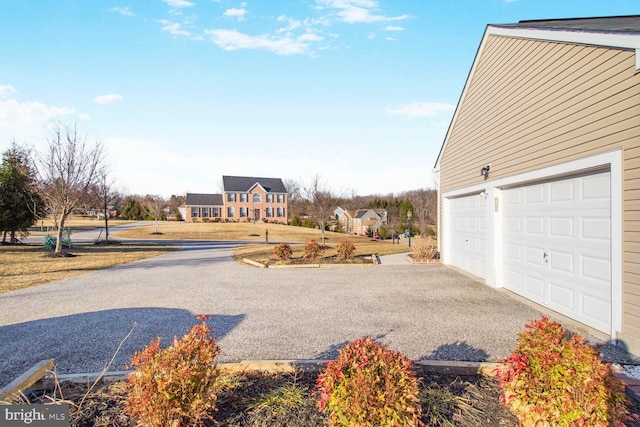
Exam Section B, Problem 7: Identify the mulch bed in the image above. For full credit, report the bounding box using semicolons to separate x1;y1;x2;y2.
49;371;519;427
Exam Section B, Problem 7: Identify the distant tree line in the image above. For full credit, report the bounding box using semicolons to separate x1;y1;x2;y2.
283;175;437;239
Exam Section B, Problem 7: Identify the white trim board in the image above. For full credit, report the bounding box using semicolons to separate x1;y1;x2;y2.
442;151;623;339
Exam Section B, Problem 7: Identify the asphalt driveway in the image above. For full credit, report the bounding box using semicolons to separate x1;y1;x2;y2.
0;239;623;386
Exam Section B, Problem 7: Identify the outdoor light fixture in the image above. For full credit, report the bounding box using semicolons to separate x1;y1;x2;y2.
480;164;491;180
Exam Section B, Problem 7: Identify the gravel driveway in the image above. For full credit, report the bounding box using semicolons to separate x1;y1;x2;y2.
0;240;625;386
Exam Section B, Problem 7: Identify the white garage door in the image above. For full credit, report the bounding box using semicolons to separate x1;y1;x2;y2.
449;193;487;279
503;170;611;333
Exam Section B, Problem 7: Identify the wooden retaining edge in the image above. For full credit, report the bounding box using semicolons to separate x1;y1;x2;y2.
405;255;442;265
27;360;502;391
269;263;320;269
242;258;267;268
0;359;54;403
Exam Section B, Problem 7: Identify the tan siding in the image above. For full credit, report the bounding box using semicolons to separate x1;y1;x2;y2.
440;34;640;353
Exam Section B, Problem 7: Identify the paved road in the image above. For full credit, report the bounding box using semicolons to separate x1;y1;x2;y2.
0;238;632;386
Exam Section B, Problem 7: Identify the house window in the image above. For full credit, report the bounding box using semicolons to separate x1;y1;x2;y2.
191;207;199;218
253;194;262;203
213;207;221;218
240;193;248;202
266;207;273;217
227;206;234;217
202;207;209;218
228;193;236;202
277;207;284;217
277;194;284;203
266;194;274;203
240;207;247;217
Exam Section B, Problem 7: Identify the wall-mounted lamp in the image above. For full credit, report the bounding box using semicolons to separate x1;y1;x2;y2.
479;191;487;199
480;164;491;180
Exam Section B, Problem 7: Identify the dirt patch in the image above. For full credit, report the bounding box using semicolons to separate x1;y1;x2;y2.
41;371;521;427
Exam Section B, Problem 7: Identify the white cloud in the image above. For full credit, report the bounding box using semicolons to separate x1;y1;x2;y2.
387;102;455;119
385;36;395;41
367;32;375;39
223;8;247;21
205;29;319;55
0;92;86;144
383;25;403;31
316;0;409;24
0;84;17;98
276;15;302;33
162;0;194;7
108;6;134;16
93;94;124;104
158;19;202;39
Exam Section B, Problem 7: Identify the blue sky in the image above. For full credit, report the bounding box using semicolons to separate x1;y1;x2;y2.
0;1;638;197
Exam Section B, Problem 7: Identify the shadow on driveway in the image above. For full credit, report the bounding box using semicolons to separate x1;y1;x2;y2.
0;307;244;387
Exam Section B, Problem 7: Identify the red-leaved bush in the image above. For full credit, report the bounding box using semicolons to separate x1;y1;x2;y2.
303;239;325;260
336;240;356;260
126;315;220;426
272;242;293;261
496;317;633;427
317;337;423;427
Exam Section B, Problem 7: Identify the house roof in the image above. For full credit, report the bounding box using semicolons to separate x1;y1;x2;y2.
501;15;640;33
434;15;640;171
185;193;223;206
222;176;287;193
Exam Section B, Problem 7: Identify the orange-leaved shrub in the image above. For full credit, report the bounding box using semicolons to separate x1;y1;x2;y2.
272;242;293;261
336;240;356;260
496;316;633;427
303;239;325;260
316;337;423;427
126;315;220;427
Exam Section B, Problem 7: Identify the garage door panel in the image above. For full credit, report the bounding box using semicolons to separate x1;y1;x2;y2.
550;217;574;238
549;281;574;311
582;217;610;240
549;250;573;273
581;254;611;282
525;275;545;300
449;193;487;279
503;170;611;333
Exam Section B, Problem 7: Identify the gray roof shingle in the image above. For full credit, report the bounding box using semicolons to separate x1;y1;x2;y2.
185;193;223;206
222;176;287;193
498;15;640;33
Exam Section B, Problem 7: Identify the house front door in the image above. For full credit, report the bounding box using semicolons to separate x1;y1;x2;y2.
254;209;261;220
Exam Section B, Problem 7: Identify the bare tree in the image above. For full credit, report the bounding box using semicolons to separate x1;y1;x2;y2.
143;195;167;234
37;124;103;254
96;168;124;243
282;178;302;220
302;174;340;245
405;188;437;235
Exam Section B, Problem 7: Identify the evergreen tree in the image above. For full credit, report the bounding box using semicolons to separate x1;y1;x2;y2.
0;143;42;243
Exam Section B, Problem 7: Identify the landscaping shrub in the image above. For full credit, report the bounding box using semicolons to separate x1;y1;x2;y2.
496;316;633;427
290;214;302;227
336;240;356;260
272;242;293;262
412;237;438;260
303;239;325;260
126;315;221;427
317;337;423;427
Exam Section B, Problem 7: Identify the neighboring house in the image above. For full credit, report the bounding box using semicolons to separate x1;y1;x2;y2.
185;193;223;222
185;176;288;223
333;206;345;220
434;16;640;354
339;209;385;235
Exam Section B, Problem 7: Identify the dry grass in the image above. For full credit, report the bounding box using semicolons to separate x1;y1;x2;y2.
28;215;136;236
0;244;176;294
113;221;412;262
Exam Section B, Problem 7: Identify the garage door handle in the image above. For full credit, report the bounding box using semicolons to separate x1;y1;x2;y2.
543;252;549;263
